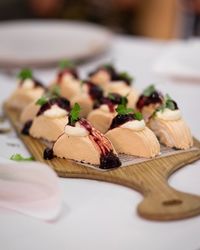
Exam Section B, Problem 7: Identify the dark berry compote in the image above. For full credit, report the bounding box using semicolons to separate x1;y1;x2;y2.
43;147;54;160
21;120;33;135
83;81;103;101
19;78;47;90
136;91;163;111
109;114;136;130
109;112;143;129
33;79;47;89
37;97;70;116
89;64;132;86
57;68;78;83
89;64;117;80
93;93;127;113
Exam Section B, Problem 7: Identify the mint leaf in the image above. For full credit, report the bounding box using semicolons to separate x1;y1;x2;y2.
116;104;134;115
51;85;60;96
103;63;113;70
166;100;176;110
134;112;143;121
121;96;128;106
165;94;176;111
10;154;34;161
59;59;74;69
156;105;165;113
17;69;33;80
107;94;128;106
155;94;177;114
165;94;172;100
36;96;48;106
36;86;61;106
143;84;156;97
119;71;133;83
69;103;81;125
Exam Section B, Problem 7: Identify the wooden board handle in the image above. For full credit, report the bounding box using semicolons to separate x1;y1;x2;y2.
138;181;200;221
129;156;200;221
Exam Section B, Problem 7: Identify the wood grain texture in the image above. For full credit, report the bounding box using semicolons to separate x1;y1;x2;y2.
4;104;200;221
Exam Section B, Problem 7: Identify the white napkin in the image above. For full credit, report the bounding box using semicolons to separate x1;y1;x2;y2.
153;39;200;79
0;160;62;221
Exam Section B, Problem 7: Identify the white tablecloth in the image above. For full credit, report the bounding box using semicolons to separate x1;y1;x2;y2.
0;36;200;250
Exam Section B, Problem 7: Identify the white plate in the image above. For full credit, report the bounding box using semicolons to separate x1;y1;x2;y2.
0;20;112;67
153;39;200;80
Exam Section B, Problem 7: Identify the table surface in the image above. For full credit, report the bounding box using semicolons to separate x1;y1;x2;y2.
0;36;200;250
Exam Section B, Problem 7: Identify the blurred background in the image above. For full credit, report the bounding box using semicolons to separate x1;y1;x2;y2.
0;0;200;39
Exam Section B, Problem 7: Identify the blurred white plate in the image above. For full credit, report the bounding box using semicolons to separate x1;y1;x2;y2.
0;20;112;67
153;39;200;80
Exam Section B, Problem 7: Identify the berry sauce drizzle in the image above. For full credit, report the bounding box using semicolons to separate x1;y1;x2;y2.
21;120;33;135
43;118;121;168
79;119;121;169
136;91;163;110
37;97;70;116
57;69;78;82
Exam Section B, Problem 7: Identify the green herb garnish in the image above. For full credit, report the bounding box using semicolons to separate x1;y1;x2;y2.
107;93;128;106
35;86;61;106
10;154;34;161
165;94;176;110
51;85;60;96
115;104;143;120
36;96;48;106
59;59;74;69
134;112;143;121
155;94;177;114
121;96;128;106
119;71;133;83
166;101;176;110
17;68;33;80
103;63;113;69
69;103;81;125
143;84;156;97
116;104;134;115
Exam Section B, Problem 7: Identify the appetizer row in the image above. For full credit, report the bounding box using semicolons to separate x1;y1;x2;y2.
6;62;193;169
7;62;138;116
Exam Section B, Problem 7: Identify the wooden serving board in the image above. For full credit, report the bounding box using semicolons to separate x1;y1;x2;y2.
4;104;200;221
